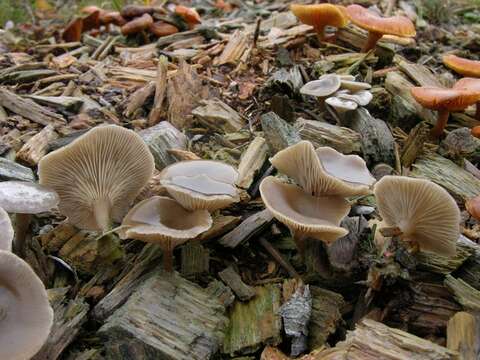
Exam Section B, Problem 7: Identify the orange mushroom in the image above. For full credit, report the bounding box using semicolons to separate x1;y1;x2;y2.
149;21;179;37
175;5;201;29
466;195;480;221
346;4;416;52
471;126;480;138
101;11;127;27
290;4;349;42
453;77;480;120
82;10;100;32
411;87;480;138
121;5;155;19
121;13;154;36
62;18;83;42
443;54;480;78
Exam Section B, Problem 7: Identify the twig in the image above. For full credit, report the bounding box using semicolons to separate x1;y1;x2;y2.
259;237;300;280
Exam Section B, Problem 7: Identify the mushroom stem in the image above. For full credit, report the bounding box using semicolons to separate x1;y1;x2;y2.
379;226;403;238
93;198;111;232
162;241;174;273
14;213;31;257
314;24;326;42
431;108;450;138
292;231;308;259
362;31;383;52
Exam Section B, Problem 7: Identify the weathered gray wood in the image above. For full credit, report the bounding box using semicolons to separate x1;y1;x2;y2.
400;122;430;168
99;271;228;360
26;95;84;113
218;209;274;248
206;280;235;308
16;124;58;166
236;137;269;190
48;130;89;152
346;108;395;166
193;99;245;133
123;82;155;118
223;284;282;355
140;122;188;170
296;118;362;154
0;157;35;181
445;275;480;312
0;69;57;84
33;288;89;360
0;88;65;126
181;242;209;279
219;266;256;301
447;312;480;360
456;254;480;290
416;243;474;274
261;111;301;155
395;56;444;87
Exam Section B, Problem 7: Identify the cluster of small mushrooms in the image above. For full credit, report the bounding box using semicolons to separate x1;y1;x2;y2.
300;73;372;116
63;4;200;42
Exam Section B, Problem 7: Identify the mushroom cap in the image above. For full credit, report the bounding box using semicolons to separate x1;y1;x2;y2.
453;77;480;92
149;21;179;37
270;141;375;197
62;17;83;42
121;13;154;35
38;125;154;231
120;5;154;19
300;74;341;98
466;195;480;221
346;4;416;38
260;176;350;244
443;54;480;78
82;10;100;32
290;4;349;29
118;196;212;247
100;12;127;26
175;5;201;25
411;87;480;111
0;207;13;251
337;90;373;106
340;80;372;91
374;176;460;256
0;249;53;360
159;160;239;211
472;126;480;139
325;96;358;112
0;181;59;214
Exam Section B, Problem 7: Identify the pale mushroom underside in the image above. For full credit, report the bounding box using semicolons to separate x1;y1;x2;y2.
0;207;13;251
0;181;59;214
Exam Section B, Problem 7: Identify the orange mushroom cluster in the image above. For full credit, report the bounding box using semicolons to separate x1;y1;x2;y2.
63;4;202;42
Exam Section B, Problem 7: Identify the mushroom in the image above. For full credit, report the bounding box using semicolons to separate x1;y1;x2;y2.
118;196;212;272
121;13;153;36
120;5;155;19
466;195;480;221
300;74;341;98
290;3;349;42
443;54;480;78
340;80;372;92
374;176;460;257
0;207;13;251
82;10;100;32
325;96;358;114
260;176;350;254
159;160;239;211
472;126;480;138
62;17;83;42
0;249;53;360
0;181;58;255
174;5;201;29
453;77;480;120
411;86;480;138
149;21;179;37
345;4;416;52
100;12;127;27
270;141;376;197
38;125;154;232
336;89;373;106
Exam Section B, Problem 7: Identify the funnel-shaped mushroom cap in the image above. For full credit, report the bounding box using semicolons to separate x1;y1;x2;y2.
290;4;349;29
453;77;480;91
0;250;53;360
443;54;480;78
159;160;239;211
121;13;153;35
118;196;212;246
0;181;59;214
300;74;341;97
0;207;13;251
411;87;480;111
340;80;371;92
337;90;373;106
270;141;376;197
260;177;350;243
374;176;460;256
346;4;416;37
38;125;154;231
326;96;358;112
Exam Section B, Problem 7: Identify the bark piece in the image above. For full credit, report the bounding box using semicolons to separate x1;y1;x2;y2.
16;124;58;166
223;284;282;355
123;82;156;118
140;121;187;170
26;95;84;113
192;99;245;133
219;266;256;301
218;209;273;248
0;157;35;181
261;111;301;155
295;118;361;154
99;270;228;360
396;57;444;87
416;243;474;274
148;56;168;126
445;275;480;312
400;122;429;168
447;312;480;360
181;242;209;279
214;30;249;66
236;137;269;190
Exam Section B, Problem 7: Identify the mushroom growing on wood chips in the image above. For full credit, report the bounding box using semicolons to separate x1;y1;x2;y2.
453;77;480;120
121;13;154;36
290;3;349;42
38;125;154;232
260;176;350;253
159;160;240;211
118;196;212;272
300;73;342;98
346;4;416;52
374;176;460;257
443;54;480;78
0;250;53;360
270;141;376;197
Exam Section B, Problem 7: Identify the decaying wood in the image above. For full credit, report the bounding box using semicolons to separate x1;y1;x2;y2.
219;209;274;248
26;95;84;113
400;122;430;168
296;118;362;154
445;275;480;312
223;284;282;355
148;55;168;126
236;137;269;190
0;88;65;126
0;157;35;181
214;30;249;66
16;124;58;166
447;312;480;360
181;242;209;279
395;57;444;87
219;265;256;301
192;99;245;133
416;243;473;274
261;111;301;155
123;82;156;118
99;270;228;360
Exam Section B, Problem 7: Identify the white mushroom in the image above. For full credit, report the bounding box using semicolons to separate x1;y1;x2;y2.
325;96;358;113
0;207;13;251
340;80;372;91
336;90;373;106
300;74;341;98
